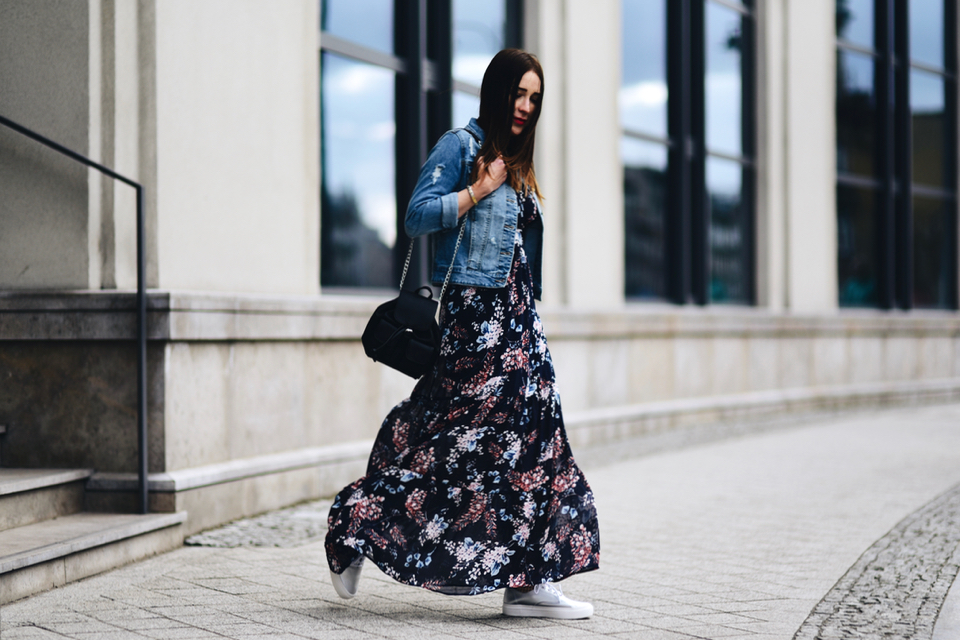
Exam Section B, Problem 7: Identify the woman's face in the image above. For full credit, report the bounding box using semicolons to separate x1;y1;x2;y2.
511;70;541;136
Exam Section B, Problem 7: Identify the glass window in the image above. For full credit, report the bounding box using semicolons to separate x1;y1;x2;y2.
836;0;874;47
834;0;956;310
837;184;879;307
621;0;667;138
320;0;393;54
911;69;947;188
706;157;749;304
453;92;481;131
622;0;673;303
622;0;755;305
320;53;396;288
452;0;507;126
623;138;668;300
837;50;877;176
913;196;953;307
453;0;506;87
705;2;744;157
910;0;945;68
320;1;522;290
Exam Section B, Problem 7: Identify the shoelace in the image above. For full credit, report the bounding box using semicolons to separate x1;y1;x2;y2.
533;583;563;598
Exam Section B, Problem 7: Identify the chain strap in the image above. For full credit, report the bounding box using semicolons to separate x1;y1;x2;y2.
398;234;417;292
398;217;467;303
438;219;467;301
399;126;477;304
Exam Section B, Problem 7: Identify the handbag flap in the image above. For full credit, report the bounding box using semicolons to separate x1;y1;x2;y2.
394;288;438;331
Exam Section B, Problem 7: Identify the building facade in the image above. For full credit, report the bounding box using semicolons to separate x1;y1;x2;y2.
1;0;960;545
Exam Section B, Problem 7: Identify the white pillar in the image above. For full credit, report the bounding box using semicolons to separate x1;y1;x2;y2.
0;0;95;290
526;0;566;304
153;0;320;295
755;0;787;311
783;0;838;312
529;0;624;308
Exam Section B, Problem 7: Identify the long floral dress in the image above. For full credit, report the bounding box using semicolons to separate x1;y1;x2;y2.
326;190;600;595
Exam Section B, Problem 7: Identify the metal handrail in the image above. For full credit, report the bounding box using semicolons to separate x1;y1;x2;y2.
0;114;149;515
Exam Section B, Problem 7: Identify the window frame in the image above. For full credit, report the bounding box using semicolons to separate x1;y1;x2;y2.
623;0;758;306
319;0;523;291
836;0;959;309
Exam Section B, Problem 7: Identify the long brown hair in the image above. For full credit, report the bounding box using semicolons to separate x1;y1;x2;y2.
471;49;544;199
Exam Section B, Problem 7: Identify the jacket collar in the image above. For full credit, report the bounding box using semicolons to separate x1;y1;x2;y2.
466;118;485;145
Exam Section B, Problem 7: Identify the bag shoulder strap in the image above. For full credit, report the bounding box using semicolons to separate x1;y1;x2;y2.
398;126;481;298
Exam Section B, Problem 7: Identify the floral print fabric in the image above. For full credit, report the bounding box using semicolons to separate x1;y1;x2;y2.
326;191;600;595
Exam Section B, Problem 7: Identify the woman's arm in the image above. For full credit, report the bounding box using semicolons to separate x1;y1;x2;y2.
455;156;506;218
405;134;507;238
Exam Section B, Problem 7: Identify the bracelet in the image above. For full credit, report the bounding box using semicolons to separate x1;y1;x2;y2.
467;184;479;206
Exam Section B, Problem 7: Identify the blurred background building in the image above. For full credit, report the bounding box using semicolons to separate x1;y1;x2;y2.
1;0;959;601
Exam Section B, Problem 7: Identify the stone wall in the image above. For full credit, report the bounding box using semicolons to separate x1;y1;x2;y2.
2;291;959;533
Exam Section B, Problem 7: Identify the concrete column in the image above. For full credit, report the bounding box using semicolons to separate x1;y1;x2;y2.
956;3;960;307
528;0;624;308
98;0;144;290
526;0;567;305
0;0;94;290
153;0;320;295
562;0;624;308
783;0;838;312
755;0;787;311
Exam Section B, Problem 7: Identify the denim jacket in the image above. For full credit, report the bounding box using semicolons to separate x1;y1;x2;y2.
404;118;544;300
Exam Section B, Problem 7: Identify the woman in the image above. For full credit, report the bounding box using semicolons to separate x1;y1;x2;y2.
325;49;600;620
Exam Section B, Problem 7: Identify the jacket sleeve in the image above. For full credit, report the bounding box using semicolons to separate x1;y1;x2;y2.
404;132;463;238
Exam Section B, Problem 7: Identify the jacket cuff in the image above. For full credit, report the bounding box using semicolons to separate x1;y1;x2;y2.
439;192;460;229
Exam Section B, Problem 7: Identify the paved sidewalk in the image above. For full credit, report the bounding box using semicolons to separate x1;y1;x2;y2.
3;403;960;639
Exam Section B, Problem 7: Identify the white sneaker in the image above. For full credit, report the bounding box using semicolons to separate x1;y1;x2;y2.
330;555;364;599
502;583;594;619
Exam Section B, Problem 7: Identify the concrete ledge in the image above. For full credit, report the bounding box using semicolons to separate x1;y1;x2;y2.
88;377;960;504
0;516;185;605
2;290;960;341
0;468;93;496
0;483;85;532
0;512;186;574
0;291;171;340
87;441;372;493
566;377;960;450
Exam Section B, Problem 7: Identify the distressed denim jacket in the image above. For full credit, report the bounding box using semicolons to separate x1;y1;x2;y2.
404;118;544;300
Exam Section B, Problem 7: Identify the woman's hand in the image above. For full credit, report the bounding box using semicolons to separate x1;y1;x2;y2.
474;156;507;199
457;156;507;218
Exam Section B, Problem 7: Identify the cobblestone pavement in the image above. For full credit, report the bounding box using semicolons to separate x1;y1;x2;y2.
184;501;333;549
3;403;960;639
793;482;960;640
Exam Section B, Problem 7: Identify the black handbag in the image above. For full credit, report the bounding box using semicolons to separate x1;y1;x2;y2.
361;221;466;379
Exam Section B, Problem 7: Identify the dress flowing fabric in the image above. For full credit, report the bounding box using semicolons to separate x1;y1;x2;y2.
326;191;600;595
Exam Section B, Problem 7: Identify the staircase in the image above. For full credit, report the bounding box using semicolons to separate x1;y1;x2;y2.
0;469;185;604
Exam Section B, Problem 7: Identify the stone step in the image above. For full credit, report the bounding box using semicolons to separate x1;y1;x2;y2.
0;469;93;532
0;511;186;604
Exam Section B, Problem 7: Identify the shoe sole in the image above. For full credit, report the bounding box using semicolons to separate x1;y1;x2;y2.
502;603;594;619
329;569;357;599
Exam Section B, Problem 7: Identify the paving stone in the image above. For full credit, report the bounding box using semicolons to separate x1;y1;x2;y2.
192;622;284;636
453;630;538;640
86;609;161;622
4;404;960;639
71;632;151;640
134;627;225;639
40;621;119;634
1;627;78;640
615;628;702;639
110;617;193;631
